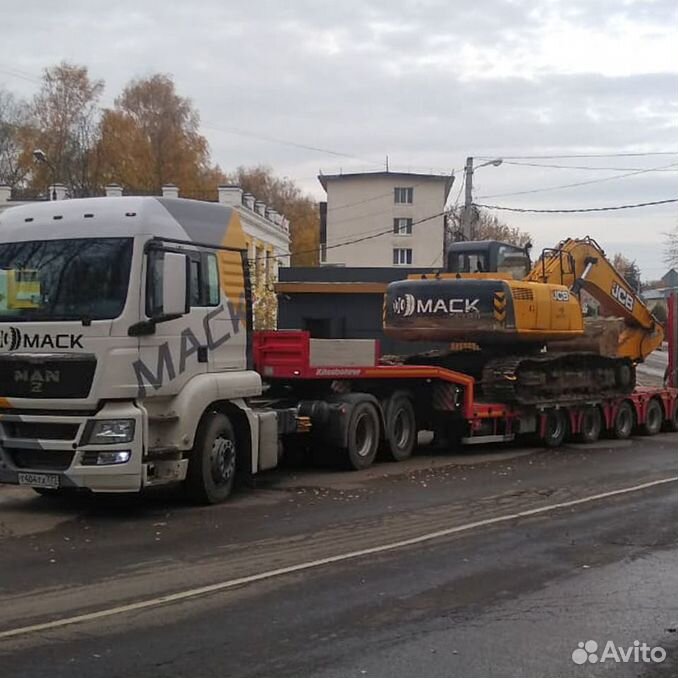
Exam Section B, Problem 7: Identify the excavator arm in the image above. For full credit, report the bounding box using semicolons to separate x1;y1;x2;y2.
525;237;664;361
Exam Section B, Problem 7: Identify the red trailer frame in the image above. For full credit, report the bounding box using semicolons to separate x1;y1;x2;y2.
254;330;678;447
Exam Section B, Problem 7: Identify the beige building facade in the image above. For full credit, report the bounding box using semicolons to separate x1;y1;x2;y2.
318;171;453;268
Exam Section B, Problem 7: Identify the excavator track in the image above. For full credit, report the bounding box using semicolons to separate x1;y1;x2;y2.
481;353;636;406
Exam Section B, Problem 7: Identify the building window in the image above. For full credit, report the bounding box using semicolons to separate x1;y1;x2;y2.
393;217;413;235
394;187;413;204
393;248;413;265
206;254;220;305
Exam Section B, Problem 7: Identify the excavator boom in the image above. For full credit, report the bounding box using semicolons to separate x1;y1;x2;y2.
525;237;664;362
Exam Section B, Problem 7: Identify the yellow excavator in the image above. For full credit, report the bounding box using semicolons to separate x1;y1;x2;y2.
384;237;664;405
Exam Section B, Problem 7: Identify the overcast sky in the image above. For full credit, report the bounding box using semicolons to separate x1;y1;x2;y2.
1;0;676;278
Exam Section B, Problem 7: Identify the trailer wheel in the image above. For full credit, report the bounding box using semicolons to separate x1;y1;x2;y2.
344;401;380;470
665;402;678;432
384;392;417;461
577;407;602;443
186;412;237;504
641;398;663;436
542;409;567;448
612;401;634;439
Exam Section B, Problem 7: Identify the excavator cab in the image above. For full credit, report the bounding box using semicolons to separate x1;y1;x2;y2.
446;240;531;279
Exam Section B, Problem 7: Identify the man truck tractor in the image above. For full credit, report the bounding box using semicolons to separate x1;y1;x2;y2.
0;196;298;504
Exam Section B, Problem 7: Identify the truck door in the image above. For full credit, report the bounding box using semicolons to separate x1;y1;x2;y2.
135;248;208;399
206;249;249;373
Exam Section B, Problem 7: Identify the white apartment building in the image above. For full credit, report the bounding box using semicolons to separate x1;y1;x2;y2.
318;171;454;268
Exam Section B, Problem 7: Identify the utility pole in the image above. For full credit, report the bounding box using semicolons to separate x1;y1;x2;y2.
462;156;474;240
461;156;503;240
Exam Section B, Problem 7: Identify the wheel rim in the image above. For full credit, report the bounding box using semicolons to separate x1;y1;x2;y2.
393;409;412;449
648;404;661;431
354;413;374;457
210;433;236;486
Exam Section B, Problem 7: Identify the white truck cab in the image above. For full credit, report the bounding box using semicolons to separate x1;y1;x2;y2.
0;196;282;503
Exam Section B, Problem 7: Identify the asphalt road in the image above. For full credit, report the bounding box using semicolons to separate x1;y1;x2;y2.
0;432;676;678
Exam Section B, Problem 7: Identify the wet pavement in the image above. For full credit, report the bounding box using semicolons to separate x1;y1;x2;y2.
0;432;676;677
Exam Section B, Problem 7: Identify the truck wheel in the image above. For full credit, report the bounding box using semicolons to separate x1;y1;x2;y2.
612;401;634;439
577;407;602;443
665;402;678;432
384;392;417;461
542;409;567;448
186;412;237;504
345;401;380;470
641;398;663;436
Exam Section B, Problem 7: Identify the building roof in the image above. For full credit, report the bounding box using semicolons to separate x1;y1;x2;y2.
317;171;454;198
661;268;678;287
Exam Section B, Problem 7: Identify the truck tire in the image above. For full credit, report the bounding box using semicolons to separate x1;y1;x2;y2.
384;392;417;461
612;401;634;439
186;412;237;504
577;406;602;443
542;409;567;448
344;401;380;470
641;398;663;436
665;402;678;432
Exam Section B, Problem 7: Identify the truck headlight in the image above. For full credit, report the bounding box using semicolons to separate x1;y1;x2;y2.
84;419;135;445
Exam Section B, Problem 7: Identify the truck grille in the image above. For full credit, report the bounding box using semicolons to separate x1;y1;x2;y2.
0;355;96;398
3;422;79;440
9;449;74;471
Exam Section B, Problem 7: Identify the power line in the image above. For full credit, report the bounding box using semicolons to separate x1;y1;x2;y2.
477;162;678;199
500;160;678;172
474;198;678;214
250;208;447;264
477;151;678;160
202;121;379;165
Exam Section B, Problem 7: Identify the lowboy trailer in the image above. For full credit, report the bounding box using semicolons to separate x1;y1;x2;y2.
255;330;678;470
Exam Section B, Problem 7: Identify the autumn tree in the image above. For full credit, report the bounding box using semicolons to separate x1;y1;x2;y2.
612;252;641;291
447;207;532;247
229;165;319;266
99;74;219;195
0;89;32;188
664;226;678;268
26;62;104;197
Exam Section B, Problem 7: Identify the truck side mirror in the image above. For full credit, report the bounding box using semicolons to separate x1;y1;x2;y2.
162;252;189;317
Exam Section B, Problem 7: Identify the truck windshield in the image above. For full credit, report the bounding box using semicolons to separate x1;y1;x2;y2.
0;237;133;321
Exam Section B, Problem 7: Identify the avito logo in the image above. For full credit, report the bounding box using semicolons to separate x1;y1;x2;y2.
0;327;83;351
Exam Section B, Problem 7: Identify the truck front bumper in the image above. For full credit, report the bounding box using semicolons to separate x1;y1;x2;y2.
0;402;145;493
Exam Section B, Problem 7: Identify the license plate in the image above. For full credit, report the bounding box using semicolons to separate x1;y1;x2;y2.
17;472;60;489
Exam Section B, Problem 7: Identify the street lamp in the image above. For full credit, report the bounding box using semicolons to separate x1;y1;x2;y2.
461;156;503;239
32;149;58;200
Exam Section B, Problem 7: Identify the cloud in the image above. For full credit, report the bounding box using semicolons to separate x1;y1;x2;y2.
0;0;675;275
